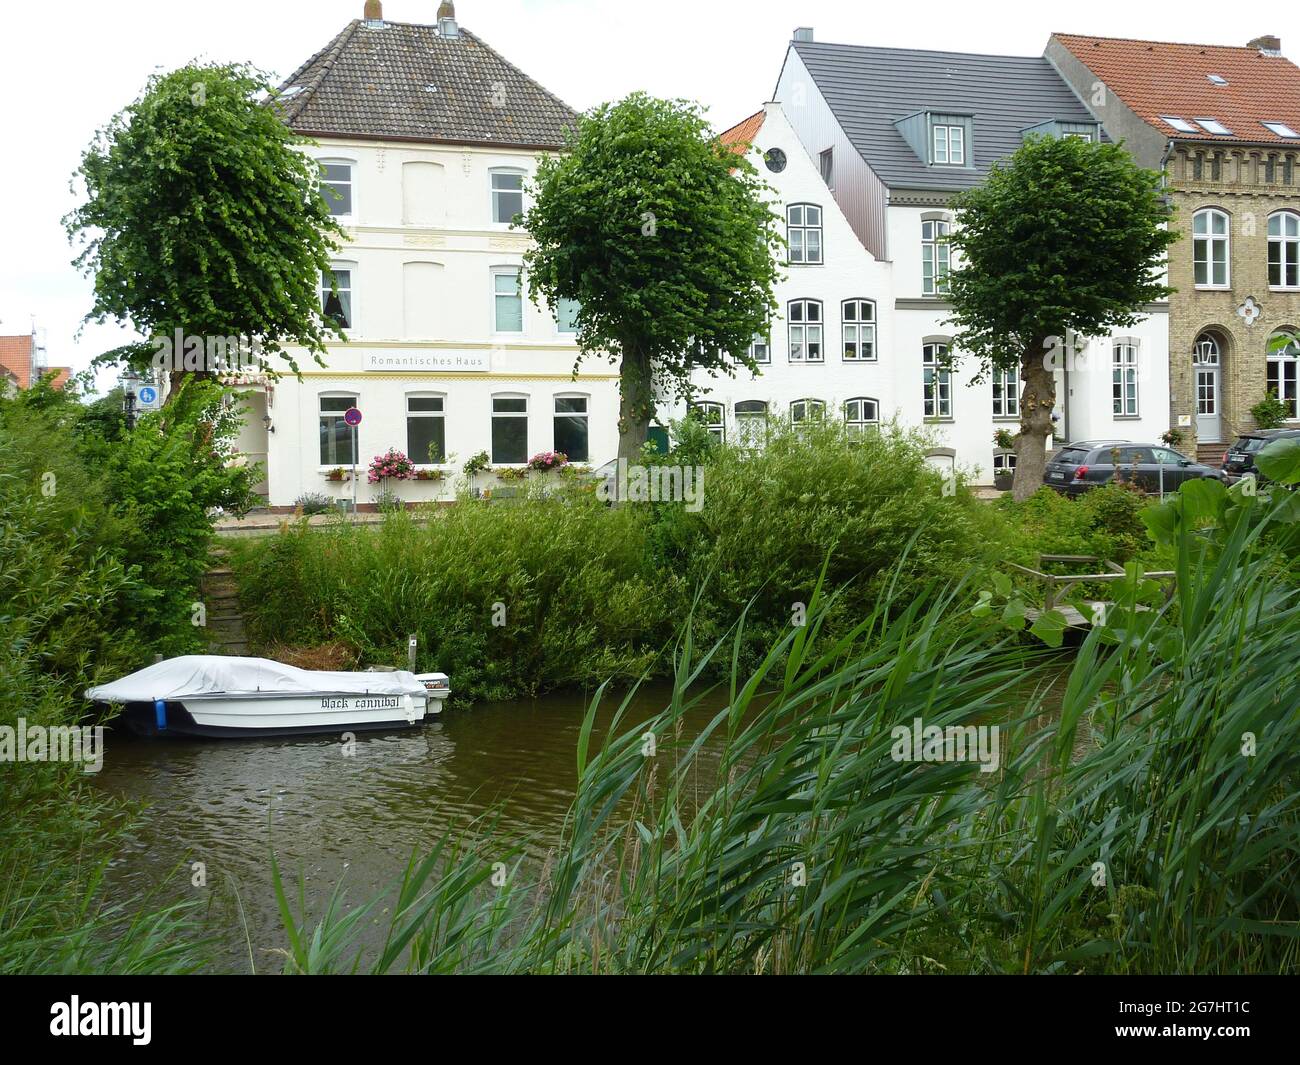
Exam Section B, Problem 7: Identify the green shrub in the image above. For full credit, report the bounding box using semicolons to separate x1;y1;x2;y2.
1251;390;1291;430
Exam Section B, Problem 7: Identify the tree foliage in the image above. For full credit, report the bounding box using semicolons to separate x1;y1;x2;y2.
65;62;344;378
946;136;1176;499
521;93;783;456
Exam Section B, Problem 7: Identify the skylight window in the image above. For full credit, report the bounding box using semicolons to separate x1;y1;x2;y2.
1161;116;1200;133
1207;74;1228;86
1195;118;1233;135
1263;121;1300;139
279;85;304;99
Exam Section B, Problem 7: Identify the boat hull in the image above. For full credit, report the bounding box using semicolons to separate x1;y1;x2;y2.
118;692;429;739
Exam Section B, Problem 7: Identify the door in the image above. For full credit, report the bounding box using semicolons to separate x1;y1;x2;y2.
1194;336;1221;443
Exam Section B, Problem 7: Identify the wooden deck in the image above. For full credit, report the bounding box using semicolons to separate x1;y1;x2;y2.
1011;555;1175;628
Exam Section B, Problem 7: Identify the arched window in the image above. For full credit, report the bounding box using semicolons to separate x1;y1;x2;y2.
790;398;825;431
1267;331;1300;420
787;299;824;362
1192;208;1230;287
1268;211;1300;289
841;299;876;361
321;264;355;330
735;400;768;448
923;342;951;418
786;204;823;264
922;219;951;295
843;397;879;437
1193;333;1220;366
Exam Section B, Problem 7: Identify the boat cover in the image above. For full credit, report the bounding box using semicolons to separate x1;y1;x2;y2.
85;655;428;702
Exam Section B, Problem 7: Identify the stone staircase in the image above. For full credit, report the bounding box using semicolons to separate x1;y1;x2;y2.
202;547;248;656
1197;442;1227;468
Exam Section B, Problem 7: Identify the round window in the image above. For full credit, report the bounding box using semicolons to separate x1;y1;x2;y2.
763;148;787;173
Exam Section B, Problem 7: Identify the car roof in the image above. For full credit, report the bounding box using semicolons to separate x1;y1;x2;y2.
1238;428;1300;439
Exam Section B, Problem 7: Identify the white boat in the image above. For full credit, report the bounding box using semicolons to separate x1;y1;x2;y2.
85;656;451;739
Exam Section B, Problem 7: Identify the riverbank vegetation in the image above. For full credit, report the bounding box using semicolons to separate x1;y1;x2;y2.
271;444;1300;973
0;378;253;972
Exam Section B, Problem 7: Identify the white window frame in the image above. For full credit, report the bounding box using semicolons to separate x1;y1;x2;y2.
993;452;1017;474
735;400;769;449
922;219;951;296
748;334;771;365
1192;208;1231;288
923;342;952;419
491;266;524;334
554;297;581;334
318;157;357;220
843;397;879;437
1113;342;1140;417
489;167;526;226
841;299;876;361
491;393;529;465
406;392;447;467
992;366;1019;418
790;398;825;431
693;401;725;443
319;391;359;468
1268;211;1300;289
787;299;824;363
553;393;590;462
321;262;356;332
786;203;823;265
1267;332;1300;420
932;124;965;166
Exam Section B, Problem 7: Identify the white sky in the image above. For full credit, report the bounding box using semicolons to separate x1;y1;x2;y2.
2;0;1296;393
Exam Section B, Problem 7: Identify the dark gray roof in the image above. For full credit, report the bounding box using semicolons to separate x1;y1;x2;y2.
276;19;578;149
791;41;1100;192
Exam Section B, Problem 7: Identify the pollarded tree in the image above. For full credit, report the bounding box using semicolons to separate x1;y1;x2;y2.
65;62;345;392
521;93;783;458
946;135;1176;500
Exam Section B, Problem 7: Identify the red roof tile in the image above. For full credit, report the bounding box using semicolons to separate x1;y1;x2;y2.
0;334;33;390
1053;33;1300;145
718;110;765;155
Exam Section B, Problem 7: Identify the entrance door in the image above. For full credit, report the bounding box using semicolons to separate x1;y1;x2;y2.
1194;335;1222;443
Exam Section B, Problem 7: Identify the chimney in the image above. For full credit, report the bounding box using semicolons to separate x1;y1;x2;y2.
363;0;384;27
793;27;814;43
1248;34;1282;55
438;2;459;38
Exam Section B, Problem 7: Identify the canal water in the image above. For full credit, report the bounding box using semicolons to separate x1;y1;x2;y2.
92;682;731;973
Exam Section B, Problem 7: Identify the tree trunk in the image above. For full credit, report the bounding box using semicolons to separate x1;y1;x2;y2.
617;342;654;461
1011;345;1056;501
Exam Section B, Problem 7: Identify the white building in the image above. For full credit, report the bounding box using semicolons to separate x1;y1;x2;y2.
238;2;619;509
675;32;1170;482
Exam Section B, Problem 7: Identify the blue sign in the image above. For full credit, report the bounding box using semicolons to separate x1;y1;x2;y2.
344;407;362;426
138;386;158;405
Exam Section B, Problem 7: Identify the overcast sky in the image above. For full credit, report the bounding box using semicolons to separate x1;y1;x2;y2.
2;0;1296;392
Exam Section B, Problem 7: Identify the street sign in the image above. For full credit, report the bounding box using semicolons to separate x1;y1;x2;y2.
137;385;160;409
344;407;362;426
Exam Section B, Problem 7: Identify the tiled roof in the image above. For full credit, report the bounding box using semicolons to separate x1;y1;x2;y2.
275;18;578;149
719;110;765;154
791;40;1102;192
1053;33;1300;145
0;334;33;390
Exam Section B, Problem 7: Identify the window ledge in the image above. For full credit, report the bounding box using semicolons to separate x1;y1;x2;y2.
924;417;956;424
1113;415;1142;421
1193;285;1231;292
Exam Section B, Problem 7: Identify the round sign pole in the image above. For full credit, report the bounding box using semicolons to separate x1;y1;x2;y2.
344;407;363;515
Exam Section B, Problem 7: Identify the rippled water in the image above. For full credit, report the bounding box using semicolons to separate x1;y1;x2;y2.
92;682;730;973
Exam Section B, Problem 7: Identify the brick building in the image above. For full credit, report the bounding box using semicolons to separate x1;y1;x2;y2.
1048;33;1300;459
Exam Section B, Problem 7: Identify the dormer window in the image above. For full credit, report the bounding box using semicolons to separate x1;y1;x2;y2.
932;121;965;165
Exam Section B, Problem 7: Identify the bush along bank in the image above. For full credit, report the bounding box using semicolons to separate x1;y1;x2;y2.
229;421;1009;702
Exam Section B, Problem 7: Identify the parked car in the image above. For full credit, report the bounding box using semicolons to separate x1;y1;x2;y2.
1220;428;1300;485
1043;441;1222;497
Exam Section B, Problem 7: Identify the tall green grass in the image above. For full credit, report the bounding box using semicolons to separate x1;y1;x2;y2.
270;476;1300;974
